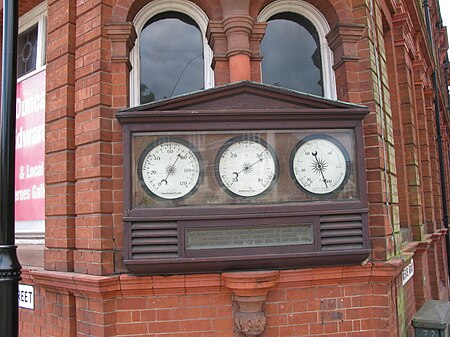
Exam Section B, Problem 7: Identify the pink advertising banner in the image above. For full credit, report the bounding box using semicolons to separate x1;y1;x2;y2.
15;70;45;222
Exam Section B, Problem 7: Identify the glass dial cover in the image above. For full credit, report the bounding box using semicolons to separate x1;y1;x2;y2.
138;138;202;200
216;136;278;197
291;135;350;196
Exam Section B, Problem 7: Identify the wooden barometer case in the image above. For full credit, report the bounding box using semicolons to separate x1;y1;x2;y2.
116;82;370;274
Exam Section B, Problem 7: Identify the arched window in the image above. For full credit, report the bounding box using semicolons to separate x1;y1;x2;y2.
130;0;213;106
258;0;336;99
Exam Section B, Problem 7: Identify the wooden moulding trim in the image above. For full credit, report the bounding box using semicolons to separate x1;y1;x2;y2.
25;259;407;297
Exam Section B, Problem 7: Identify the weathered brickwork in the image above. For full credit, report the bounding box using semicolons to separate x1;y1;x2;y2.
45;0;77;272
13;0;450;336
21;264;409;337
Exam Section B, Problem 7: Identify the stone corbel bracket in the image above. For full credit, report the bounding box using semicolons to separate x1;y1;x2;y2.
222;271;279;337
326;23;365;69
105;22;137;68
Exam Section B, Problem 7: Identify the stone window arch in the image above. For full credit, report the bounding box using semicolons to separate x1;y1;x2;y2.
258;0;336;99
130;0;214;106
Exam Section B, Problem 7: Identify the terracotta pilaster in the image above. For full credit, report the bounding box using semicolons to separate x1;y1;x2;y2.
413;59;435;235
424;87;443;230
412;240;432;309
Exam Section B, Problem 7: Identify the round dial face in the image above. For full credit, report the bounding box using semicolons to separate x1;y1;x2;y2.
138;138;202;200
290;135;350;196
216;136;278;197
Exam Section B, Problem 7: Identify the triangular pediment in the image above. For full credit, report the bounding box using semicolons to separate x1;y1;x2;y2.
120;81;365;112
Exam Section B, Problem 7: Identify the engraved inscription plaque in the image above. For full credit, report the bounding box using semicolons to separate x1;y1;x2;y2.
186;224;314;250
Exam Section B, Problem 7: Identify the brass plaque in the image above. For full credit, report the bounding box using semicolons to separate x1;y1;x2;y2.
186;224;313;250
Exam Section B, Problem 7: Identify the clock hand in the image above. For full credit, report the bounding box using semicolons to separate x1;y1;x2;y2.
312;151;328;188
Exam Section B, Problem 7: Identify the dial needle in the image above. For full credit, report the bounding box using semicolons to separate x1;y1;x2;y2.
158;153;181;189
312;151;328;188
231;156;264;184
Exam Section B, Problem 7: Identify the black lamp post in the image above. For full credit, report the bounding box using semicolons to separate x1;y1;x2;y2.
0;1;22;337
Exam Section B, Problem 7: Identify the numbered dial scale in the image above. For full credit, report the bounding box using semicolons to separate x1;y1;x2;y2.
290;134;351;196
215;136;279;197
137;138;203;200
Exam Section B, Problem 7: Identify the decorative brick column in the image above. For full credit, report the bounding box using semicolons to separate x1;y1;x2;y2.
73;1;116;275
222;271;279;337
413;59;436;234
220;0;252;82
105;22;137;107
207;0;266;84
328;18;399;260
424;88;443;230
326;23;365;102
392;12;424;241
45;0;77;272
105;22;137;272
411;240;432;309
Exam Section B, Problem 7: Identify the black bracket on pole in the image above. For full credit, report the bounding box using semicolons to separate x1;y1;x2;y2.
0;1;21;337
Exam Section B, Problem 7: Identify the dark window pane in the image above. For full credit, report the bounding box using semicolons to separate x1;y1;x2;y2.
140;12;204;104
261;12;324;96
17;24;38;78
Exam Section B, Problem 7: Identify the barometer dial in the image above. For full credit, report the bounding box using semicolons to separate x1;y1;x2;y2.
290;134;350;196
215;136;279;198
138;138;202;200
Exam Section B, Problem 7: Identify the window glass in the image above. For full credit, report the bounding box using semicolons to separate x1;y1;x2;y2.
261;12;323;96
140;12;204;104
17;23;38;78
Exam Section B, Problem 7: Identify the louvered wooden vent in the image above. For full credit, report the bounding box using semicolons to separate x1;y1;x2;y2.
320;214;364;251
131;222;179;260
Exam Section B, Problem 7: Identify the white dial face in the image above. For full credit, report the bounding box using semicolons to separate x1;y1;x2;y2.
139;140;201;200
291;136;349;195
217;138;278;197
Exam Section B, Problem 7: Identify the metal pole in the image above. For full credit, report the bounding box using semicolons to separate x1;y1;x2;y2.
0;0;21;336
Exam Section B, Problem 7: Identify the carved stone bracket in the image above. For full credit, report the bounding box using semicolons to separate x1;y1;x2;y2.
326;23;365;69
249;22;267;61
207;20;228;64
222;271;279;337
234;295;267;337
392;12;416;57
105;22;137;68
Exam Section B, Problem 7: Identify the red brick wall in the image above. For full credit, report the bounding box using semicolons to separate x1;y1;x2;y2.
21;264;408;337
14;0;450;336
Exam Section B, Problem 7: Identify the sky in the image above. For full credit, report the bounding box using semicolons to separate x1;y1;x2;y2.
441;0;450;45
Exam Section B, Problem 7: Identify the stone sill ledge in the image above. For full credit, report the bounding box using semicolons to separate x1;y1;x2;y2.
22;259;404;298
